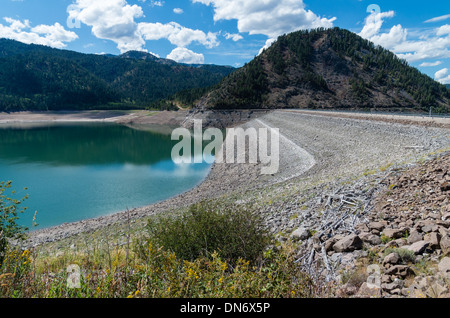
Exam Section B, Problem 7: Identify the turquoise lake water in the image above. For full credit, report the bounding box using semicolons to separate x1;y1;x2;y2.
0;123;212;230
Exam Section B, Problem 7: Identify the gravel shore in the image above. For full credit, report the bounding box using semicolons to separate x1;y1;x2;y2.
2;110;447;247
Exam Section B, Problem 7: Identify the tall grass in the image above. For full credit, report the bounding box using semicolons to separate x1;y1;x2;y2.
0;200;322;298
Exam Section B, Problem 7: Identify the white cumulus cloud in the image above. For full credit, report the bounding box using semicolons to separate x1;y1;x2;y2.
68;0;145;53
224;32;243;42
0;17;78;48
192;0;335;51
359;11;396;40
435;68;450;84
67;0;217;61
420;61;443;67
359;11;450;64
437;24;450;36
138;22;218;48
167;47;204;64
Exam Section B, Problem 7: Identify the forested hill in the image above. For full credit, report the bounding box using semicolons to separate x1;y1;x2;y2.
197;27;450;113
0;39;234;111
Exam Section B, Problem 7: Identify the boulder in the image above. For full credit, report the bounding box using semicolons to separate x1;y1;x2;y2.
355;223;369;233
383;252;400;265
384;265;413;278
359;232;382;245
381;274;391;284
291;227;311;241
438;257;450;273
426;283;449;298
333;234;363;253
393;238;408;247
381;280;404;293
407;241;429;255
407;229;423;244
383;228;407;239
421;224;439;233
438;226;449;237
357;282;382;298
440;235;450;255
324;237;337;252
336;284;358;297
424;232;441;249
368;222;385;232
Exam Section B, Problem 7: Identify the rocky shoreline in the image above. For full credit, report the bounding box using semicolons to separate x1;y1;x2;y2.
19;110;274;247
279;152;450;298
3;109;450;298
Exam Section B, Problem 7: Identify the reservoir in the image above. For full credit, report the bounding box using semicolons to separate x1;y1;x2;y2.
0;123;212;230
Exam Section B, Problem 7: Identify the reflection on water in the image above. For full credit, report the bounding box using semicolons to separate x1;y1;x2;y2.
0;123;176;166
0;123;212;230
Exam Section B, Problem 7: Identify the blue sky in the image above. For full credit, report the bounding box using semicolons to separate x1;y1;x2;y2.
1;0;450;83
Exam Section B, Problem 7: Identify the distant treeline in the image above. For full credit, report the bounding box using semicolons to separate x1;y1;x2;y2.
0;39;234;112
148;86;216;110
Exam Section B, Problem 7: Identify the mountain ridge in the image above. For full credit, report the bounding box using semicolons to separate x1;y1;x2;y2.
0;39;234;111
196;27;450;113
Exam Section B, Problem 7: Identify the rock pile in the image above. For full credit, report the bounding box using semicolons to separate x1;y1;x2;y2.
366;152;450;297
373;153;449;256
289;152;450;298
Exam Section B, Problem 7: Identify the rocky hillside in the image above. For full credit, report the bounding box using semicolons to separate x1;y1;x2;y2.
356;153;449;297
291;152;450;298
197;28;450;113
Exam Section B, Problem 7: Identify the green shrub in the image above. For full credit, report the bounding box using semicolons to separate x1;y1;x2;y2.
0;181;29;266
144;200;271;264
383;247;416;264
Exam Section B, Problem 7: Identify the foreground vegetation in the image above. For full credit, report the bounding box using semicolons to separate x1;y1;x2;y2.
0;193;322;298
